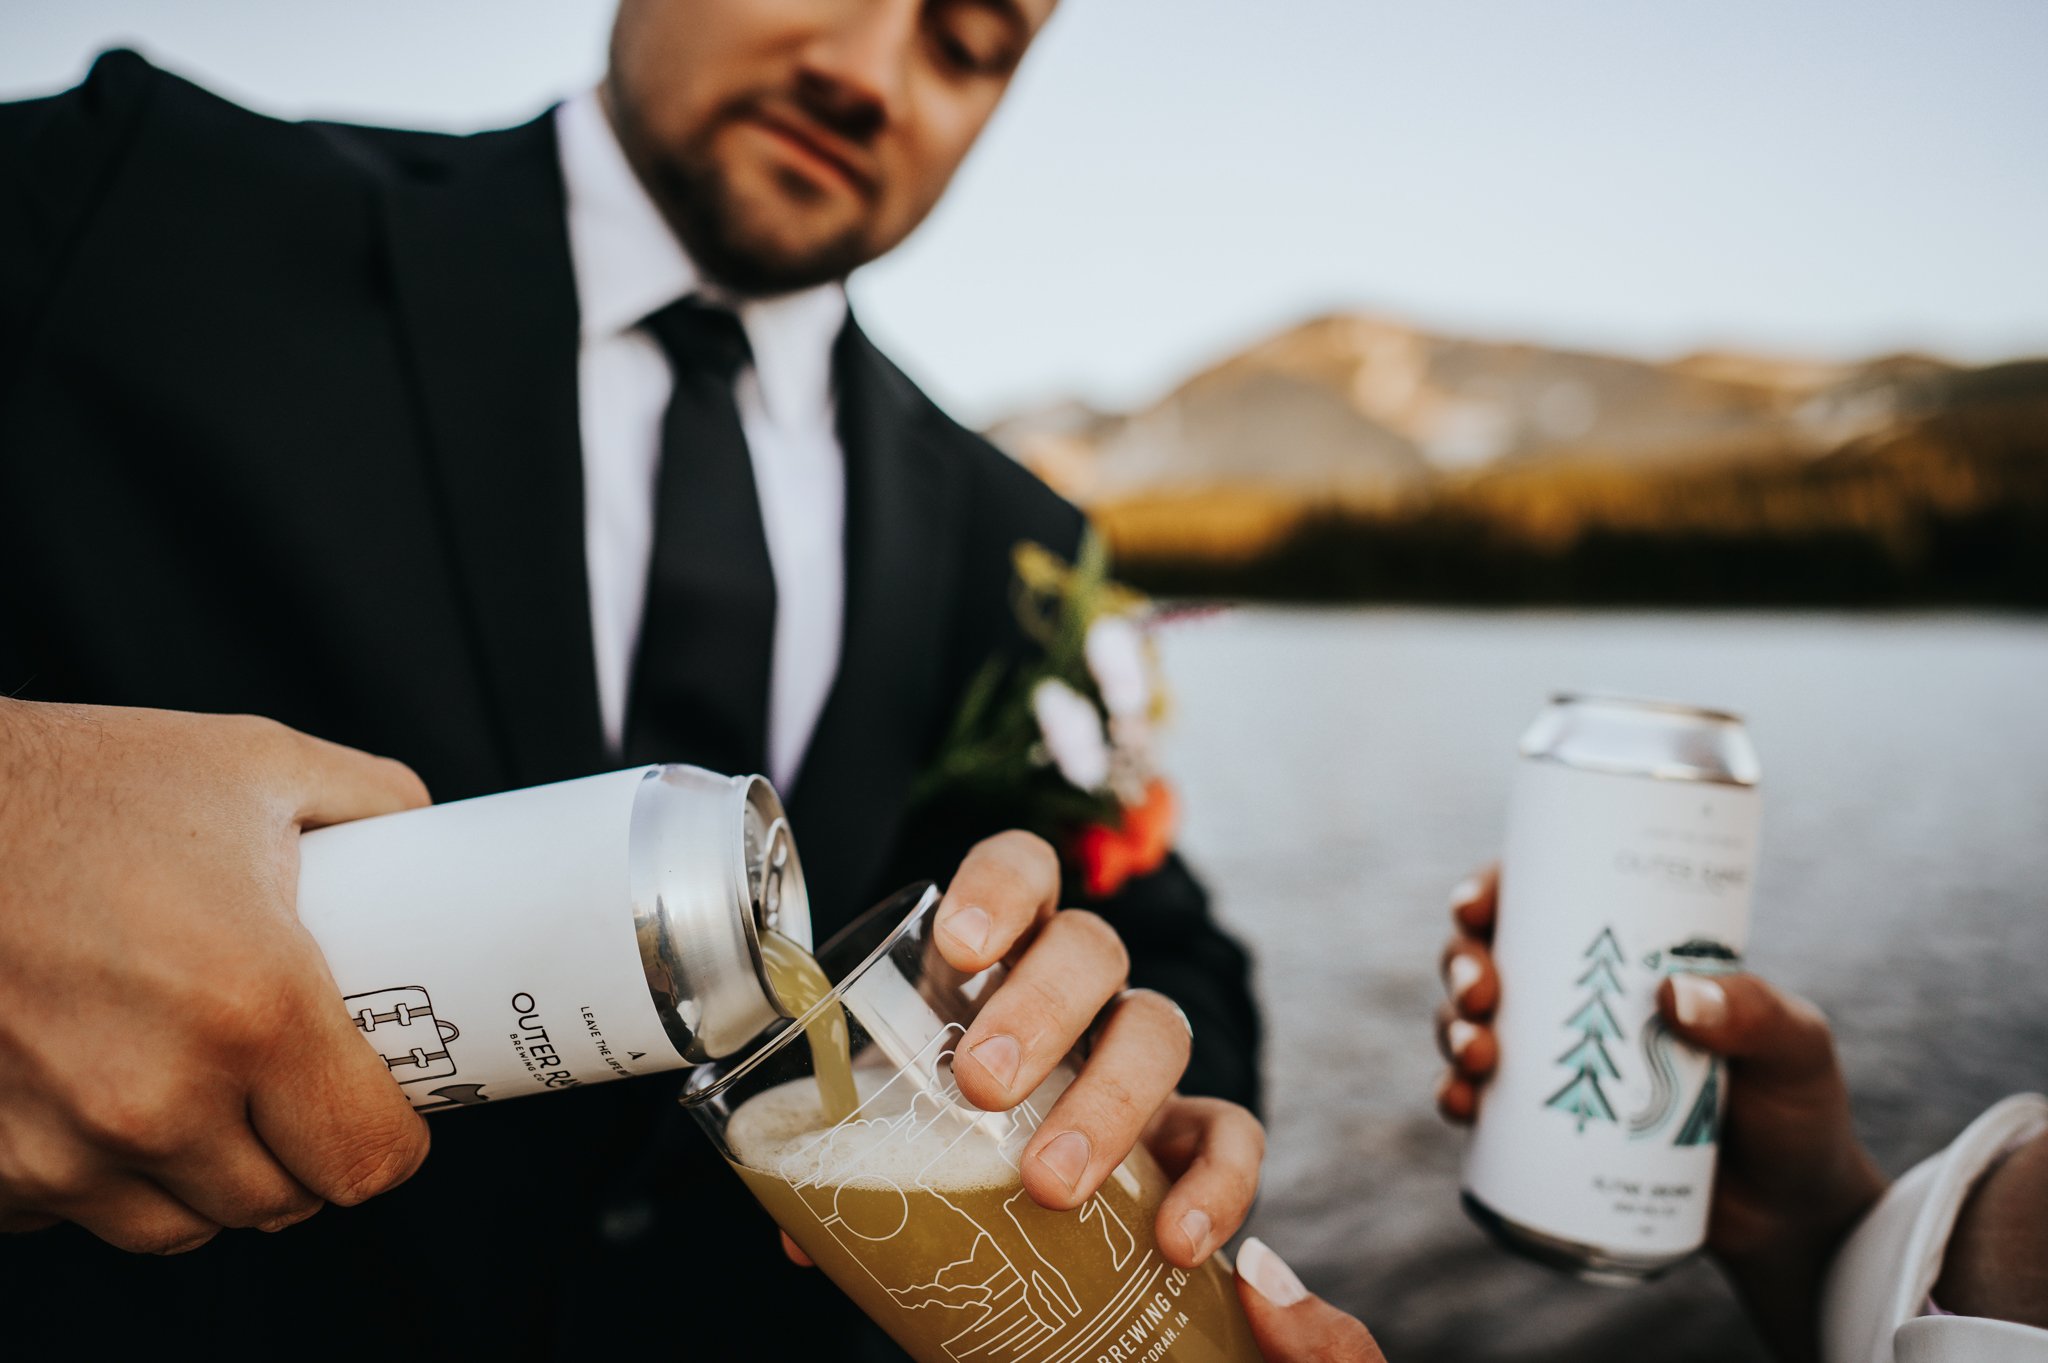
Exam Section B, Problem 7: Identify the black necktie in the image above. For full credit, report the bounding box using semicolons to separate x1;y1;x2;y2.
622;298;777;777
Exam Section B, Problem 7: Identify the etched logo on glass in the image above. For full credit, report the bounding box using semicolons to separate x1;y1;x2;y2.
779;1025;1165;1363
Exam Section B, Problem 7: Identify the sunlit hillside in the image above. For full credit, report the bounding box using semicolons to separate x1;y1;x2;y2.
987;317;2048;606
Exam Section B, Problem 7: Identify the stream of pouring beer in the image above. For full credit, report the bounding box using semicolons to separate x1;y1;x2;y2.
758;929;860;1125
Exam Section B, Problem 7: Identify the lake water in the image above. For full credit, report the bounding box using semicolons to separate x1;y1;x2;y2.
1156;608;2048;1362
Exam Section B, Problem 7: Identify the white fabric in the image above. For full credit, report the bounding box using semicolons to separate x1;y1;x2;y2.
1895;1316;2048;1363
1821;1093;2048;1363
556;89;849;790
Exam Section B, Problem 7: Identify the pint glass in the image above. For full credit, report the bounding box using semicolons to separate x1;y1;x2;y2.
682;885;1259;1363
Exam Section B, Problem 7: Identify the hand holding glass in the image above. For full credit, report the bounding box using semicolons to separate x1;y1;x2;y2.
684;885;1259;1363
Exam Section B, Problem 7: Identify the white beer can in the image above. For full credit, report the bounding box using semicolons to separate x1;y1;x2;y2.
296;764;810;1113
1462;693;1761;1281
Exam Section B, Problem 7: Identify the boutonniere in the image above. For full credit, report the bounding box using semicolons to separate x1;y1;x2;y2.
913;532;1179;898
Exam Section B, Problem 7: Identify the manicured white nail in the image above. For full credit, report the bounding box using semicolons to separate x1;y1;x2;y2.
1447;955;1483;1003
1447;1019;1480;1060
1448;876;1483;910
1670;975;1728;1030
1238;1236;1310;1306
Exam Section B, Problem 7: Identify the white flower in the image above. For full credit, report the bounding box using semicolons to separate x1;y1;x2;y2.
1031;677;1110;792
1085;615;1150;720
1105;722;1154;808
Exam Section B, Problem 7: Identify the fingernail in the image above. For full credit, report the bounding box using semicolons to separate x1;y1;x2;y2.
1036;1130;1092;1192
942;904;992;956
1178;1207;1213;1259
970;1033;1020;1090
156;1232;217;1256
1447;1019;1480;1061
1446;954;1483;1003
1237;1236;1310;1306
1670;975;1728;1030
1449;876;1483;911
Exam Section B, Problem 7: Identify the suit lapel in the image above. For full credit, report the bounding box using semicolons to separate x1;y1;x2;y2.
789;320;967;929
379;114;607;788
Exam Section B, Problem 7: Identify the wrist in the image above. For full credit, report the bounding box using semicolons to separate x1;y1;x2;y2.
1715;1158;1889;1363
0;696;31;814
0;698;76;831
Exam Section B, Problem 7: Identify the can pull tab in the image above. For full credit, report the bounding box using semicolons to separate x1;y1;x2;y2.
753;816;797;940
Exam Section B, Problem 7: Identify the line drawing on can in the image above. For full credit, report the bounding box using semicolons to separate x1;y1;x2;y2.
346;985;462;1085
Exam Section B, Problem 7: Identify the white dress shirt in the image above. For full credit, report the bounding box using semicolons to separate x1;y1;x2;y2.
1822;1093;2048;1363
556;89;848;791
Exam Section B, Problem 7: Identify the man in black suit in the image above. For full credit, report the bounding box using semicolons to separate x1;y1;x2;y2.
0;3;1381;1358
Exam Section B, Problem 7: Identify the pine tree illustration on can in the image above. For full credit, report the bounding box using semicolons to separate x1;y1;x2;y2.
1462;693;1761;1282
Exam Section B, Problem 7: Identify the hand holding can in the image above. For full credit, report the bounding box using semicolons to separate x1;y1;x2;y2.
0;701;434;1253
1439;865;1890;1357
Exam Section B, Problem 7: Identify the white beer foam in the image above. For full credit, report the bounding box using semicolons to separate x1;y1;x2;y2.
730;1072;1020;1193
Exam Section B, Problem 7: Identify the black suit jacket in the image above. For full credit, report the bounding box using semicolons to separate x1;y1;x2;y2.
0;51;1260;1357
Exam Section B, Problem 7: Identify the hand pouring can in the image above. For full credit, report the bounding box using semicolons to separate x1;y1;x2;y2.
1461;694;1761;1282
295;765;811;1113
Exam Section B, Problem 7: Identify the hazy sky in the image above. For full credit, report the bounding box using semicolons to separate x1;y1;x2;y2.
6;0;2044;425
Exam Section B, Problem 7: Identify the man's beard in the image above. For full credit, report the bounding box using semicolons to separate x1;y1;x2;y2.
619;95;875;297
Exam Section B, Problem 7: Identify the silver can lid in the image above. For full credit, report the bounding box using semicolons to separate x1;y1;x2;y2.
1522;691;1761;787
629;765;815;1064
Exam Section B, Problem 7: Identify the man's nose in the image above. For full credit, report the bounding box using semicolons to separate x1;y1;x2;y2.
794;0;919;135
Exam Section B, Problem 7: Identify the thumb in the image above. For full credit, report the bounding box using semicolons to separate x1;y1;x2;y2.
1657;972;1837;1089
285;728;433;830
1235;1237;1385;1363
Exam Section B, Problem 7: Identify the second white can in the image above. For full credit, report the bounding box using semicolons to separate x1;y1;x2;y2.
1462;693;1761;1281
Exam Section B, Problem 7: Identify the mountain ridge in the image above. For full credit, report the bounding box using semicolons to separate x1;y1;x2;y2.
983;312;2048;606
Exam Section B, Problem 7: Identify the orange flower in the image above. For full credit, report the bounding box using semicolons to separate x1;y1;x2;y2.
1073;779;1179;898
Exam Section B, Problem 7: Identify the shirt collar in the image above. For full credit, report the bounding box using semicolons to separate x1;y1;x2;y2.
556;88;848;429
